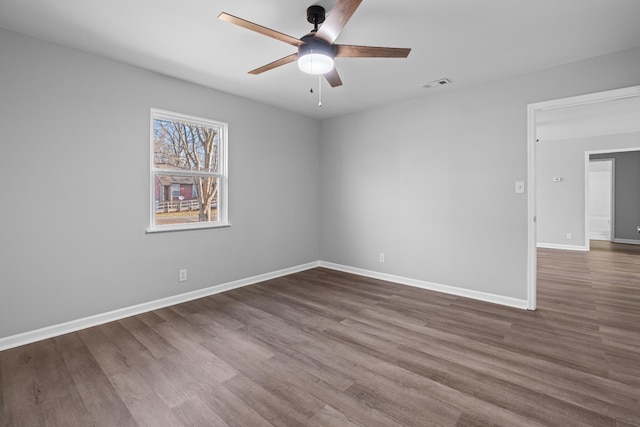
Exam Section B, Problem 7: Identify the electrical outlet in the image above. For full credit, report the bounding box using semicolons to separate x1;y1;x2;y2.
179;269;187;282
637;226;640;234
379;253;385;263
566;233;572;240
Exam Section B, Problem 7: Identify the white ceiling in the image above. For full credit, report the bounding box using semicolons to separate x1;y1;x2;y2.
2;0;640;120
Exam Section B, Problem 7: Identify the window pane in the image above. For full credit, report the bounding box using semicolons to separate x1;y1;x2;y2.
149;109;228;233
154;174;219;226
153;118;220;173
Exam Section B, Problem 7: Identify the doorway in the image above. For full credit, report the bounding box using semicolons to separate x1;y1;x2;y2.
526;85;640;310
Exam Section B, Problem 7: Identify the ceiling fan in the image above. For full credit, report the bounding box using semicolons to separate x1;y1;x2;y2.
218;0;411;87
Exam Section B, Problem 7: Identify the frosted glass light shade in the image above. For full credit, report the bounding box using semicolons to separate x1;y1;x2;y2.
298;52;334;75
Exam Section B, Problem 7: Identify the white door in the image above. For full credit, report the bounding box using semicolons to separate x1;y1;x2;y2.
588;159;614;241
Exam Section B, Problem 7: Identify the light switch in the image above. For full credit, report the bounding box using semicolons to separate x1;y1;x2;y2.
515;181;525;194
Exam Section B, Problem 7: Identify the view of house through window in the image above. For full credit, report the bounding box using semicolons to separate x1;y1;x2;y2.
150;109;228;231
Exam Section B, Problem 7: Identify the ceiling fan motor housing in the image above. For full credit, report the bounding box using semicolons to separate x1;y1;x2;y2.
306;5;326;28
300;34;333;55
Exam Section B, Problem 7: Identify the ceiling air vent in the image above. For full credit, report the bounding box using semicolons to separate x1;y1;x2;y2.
421;78;451;89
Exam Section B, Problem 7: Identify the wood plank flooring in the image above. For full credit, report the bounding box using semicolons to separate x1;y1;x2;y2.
1;241;639;426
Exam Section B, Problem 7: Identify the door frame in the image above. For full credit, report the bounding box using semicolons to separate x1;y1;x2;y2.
526;85;640;311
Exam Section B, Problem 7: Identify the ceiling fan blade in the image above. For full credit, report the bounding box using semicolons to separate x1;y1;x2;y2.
314;0;363;44
324;68;343;88
335;45;411;58
218;12;303;47
249;53;299;75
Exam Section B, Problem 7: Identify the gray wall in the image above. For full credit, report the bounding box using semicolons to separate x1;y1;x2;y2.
0;29;320;338
320;48;640;300
591;151;640;241
2;26;640;340
537;133;640;248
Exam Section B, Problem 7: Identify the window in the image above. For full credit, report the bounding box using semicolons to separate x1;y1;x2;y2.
149;109;228;232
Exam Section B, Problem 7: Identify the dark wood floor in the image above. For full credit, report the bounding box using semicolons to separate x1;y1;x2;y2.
1;241;639;426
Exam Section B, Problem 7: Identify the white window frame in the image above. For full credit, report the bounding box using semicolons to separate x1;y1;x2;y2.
148;108;229;233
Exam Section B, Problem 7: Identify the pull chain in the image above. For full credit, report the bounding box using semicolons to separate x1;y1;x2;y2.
309;76;323;107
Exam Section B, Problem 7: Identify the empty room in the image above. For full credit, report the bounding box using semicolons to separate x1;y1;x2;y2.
1;1;640;426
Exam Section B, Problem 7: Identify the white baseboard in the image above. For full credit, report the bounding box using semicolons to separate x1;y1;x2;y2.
537;242;589;251
613;238;640;245
0;261;320;351
319;261;529;310
0;259;534;351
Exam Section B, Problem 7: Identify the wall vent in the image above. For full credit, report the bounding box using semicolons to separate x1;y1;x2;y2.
421;78;451;89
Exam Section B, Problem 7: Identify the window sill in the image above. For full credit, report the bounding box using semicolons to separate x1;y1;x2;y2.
146;222;231;234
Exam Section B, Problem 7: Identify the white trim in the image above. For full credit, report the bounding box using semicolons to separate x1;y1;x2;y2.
536;243;589;251
612;238;640;245
526;104;538;310
527;85;640;313
0;262;320;351
146;222;232;234
587;147;640;155
531;86;640;112
0;258;538;351
319;262;529;310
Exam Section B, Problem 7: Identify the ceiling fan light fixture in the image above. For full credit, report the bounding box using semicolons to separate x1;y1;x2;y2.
219;0;411;88
298;41;334;75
